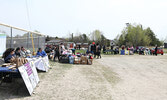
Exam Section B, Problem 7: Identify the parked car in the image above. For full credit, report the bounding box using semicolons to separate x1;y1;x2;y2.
151;48;164;55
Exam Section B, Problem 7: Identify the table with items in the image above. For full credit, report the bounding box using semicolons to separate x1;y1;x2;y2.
59;50;93;65
0;56;50;95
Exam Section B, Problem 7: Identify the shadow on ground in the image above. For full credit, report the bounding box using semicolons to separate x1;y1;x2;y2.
0;78;30;100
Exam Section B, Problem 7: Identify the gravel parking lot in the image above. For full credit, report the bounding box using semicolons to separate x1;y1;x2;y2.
0;55;167;100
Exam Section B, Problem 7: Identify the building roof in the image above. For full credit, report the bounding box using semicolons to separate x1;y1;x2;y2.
47;38;67;43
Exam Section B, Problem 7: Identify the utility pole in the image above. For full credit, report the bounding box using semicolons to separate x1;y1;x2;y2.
72;33;73;42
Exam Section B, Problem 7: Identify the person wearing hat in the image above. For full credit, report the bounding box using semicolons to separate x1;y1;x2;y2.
92;42;96;58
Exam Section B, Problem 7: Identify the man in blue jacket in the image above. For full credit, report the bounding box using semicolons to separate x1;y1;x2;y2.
36;48;47;57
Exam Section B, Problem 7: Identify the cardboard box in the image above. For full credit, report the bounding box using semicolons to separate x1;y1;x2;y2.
81;56;88;64
74;57;81;64
74;60;81;64
15;58;23;67
10;57;28;67
21;58;28;64
10;57;16;63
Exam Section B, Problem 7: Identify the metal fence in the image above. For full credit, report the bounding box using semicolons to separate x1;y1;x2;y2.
0;23;46;52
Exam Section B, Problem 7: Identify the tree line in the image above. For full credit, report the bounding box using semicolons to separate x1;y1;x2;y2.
114;24;163;47
46;23;164;47
67;30;110;46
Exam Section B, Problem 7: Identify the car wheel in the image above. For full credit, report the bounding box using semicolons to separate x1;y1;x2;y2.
161;53;163;55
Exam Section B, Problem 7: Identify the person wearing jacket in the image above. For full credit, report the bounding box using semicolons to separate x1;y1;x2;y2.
36;48;47;57
54;46;60;61
3;48;15;63
15;47;21;57
59;43;66;55
96;43;101;59
155;45;158;56
20;46;27;58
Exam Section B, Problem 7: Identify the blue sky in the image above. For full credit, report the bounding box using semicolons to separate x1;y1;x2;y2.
0;0;167;40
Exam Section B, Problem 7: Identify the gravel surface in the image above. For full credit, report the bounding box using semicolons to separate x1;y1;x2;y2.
0;55;167;100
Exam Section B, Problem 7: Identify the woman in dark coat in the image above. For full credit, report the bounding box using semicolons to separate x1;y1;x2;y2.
3;48;15;63
54;46;60;61
155;45;158;56
15;47;21;57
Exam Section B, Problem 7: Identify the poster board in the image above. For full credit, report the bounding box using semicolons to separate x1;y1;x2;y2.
0;33;6;56
34;58;46;71
34;56;50;72
42;56;50;70
18;61;40;95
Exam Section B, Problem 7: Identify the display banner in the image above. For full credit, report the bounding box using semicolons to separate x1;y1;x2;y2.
34;58;46;71
18;61;39;95
0;33;6;56
42;56;50;71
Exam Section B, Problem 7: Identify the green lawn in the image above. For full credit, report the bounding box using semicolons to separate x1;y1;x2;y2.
75;49;86;54
164;48;167;53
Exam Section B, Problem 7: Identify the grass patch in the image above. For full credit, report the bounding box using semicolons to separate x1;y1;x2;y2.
101;66;120;85
75;49;86;54
163;48;167;53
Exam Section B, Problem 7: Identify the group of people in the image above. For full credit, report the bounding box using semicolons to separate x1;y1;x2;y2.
123;45;159;56
2;41;104;64
2;47;29;63
101;45;161;56
2;46;51;63
45;42;102;61
2;42;102;64
45;43;74;61
88;43;102;59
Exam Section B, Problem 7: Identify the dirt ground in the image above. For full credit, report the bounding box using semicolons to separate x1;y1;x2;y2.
0;55;167;100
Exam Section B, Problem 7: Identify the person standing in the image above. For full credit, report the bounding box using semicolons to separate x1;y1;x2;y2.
103;45;106;53
54;46;60;61
59;43;65;55
78;44;81;50
71;43;76;55
96;43;101;59
155;45;158;56
92;44;96;58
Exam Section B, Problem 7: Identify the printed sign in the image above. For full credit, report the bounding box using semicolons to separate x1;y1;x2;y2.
34;58;46;71
30;61;39;83
42;56;50;71
34;56;50;72
18;61;39;95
